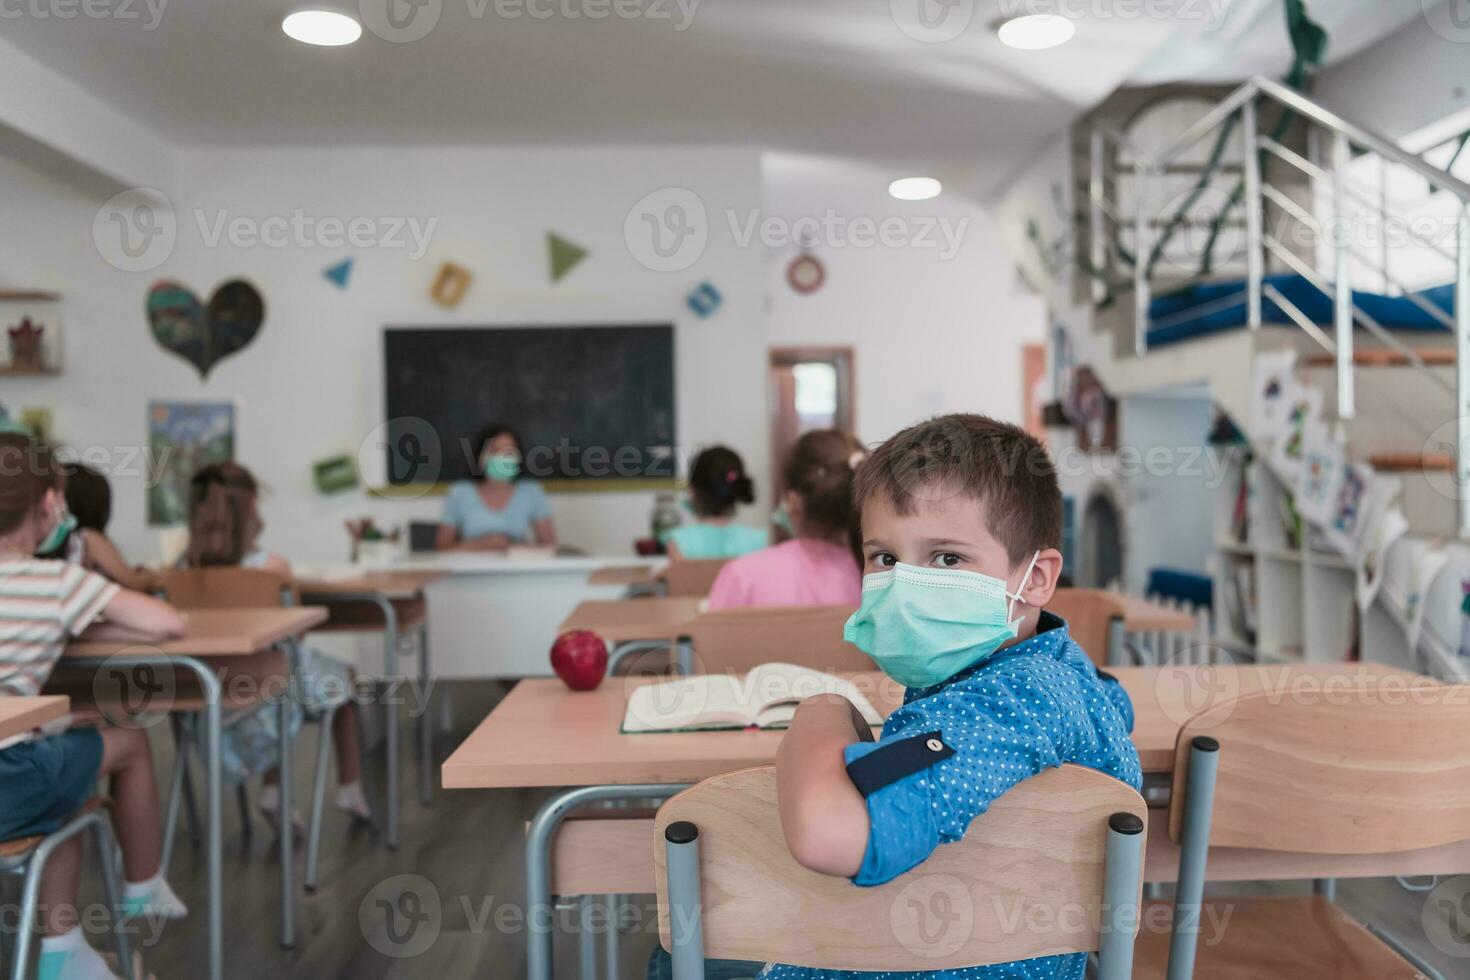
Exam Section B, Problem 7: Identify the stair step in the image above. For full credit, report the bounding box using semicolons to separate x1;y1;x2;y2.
1368;452;1454;472
1303;349;1456;368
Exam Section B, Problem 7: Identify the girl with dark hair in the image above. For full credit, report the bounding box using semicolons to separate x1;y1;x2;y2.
663;446;766;559
706;429;866;610
63;462;158;592
436;423;556;551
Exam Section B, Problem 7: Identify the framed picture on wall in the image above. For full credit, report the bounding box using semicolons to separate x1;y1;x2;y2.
147;401;235;525
1;292;62;375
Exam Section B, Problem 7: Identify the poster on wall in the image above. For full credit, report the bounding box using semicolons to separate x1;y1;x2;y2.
1293;426;1343;527
1320;461;1373;555
147;401;235;526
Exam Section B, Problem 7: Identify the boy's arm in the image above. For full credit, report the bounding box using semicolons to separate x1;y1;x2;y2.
776;693;874;877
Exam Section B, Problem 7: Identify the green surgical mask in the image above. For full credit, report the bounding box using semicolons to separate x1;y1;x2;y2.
843;552;1039;689
771;505;793;534
35;509;78;559
483;454;520;482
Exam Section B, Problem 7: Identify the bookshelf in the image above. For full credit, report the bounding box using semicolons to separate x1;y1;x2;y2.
1212;447;1374;664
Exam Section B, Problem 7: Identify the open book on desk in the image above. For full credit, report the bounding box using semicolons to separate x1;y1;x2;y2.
621;662;882;734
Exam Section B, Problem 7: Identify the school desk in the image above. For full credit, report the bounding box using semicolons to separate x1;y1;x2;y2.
60;606;328;980
0;695;69;742
358;553;654;677
441;660;1443;980
297;570;448;846
558;596;706;674
587;563;662;594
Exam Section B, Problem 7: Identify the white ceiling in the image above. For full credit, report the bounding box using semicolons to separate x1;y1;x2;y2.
1;0;1429;196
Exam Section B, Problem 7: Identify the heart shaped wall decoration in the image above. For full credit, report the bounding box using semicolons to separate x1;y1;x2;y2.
147;279;264;379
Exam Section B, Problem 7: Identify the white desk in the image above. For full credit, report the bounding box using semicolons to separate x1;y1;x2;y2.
353;553;653;678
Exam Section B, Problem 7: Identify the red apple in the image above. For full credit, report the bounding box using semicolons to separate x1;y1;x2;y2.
550;629;608;691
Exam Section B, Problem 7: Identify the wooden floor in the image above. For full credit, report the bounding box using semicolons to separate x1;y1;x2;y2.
20;680;1467;979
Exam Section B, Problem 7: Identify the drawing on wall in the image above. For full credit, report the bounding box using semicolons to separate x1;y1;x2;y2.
324;258;353;290
1293;427;1342;526
1;294;62;374
147;401;235;526
548;232;589;283
147;279;265;380
430;262;473;308
686;281;722;317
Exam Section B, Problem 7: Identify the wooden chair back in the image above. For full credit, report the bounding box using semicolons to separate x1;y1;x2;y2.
683;605;871;674
1045;588;1125;665
154;567;297;610
1171;683;1470;853
654;764;1146;970
659;558;729;597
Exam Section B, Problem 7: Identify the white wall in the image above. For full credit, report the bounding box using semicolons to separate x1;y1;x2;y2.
762;153;1047;448
1;144;766;561
1316;3;1470;145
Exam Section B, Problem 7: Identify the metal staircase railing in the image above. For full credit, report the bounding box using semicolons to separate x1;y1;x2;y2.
1085;74;1470;536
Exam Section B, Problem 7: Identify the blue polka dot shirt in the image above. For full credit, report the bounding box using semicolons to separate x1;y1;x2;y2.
761;613;1142;980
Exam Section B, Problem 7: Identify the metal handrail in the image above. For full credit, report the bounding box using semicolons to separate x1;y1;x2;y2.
1085;74;1470;537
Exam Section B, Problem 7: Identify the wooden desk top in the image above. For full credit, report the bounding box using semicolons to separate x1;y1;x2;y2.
442;661;1429;790
0;696;70;741
297;571;449;601
557;597;704;644
1114;595;1196;632
587;565;660;588
65;607;329;659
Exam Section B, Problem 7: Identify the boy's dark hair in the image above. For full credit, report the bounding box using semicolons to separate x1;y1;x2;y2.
63;462;112;533
687;445;754;518
0;434;63;537
784;429;864;540
854;414;1061;564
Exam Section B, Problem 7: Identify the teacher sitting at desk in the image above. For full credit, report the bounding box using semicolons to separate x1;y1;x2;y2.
436;423;556;551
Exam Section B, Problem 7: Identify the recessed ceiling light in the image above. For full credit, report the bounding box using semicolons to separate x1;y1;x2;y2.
282;9;362;46
889;177;942;201
996;13;1075;50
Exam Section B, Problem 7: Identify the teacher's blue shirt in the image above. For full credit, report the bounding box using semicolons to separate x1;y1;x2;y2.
441;480;552;544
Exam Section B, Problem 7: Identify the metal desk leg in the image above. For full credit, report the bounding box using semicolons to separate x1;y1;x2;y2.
277;655;296;949
603;893;622;979
525;784;688;980
374;597;401;849
418;621;433;806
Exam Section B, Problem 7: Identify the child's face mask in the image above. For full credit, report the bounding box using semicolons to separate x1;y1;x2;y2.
34;501;78;559
843;551;1039;689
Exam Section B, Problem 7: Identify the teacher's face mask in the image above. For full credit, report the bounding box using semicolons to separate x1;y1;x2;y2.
483;453;520;483
843;551;1039;689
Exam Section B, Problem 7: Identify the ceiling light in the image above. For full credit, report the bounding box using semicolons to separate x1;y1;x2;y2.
282;9;362;46
996;14;1075;50
889;177;942;201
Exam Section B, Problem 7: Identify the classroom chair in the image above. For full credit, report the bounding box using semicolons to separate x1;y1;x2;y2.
1045;588;1128;666
1137;683;1470;979
653;763;1147;977
681;604;871;674
154;568;366;893
0;800;134;980
658;558;729;597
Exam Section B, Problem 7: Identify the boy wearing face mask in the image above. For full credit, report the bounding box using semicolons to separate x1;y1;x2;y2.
0;435;189;980
770;414;1141;980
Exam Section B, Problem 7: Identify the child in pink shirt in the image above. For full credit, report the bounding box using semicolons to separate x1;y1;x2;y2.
708;429;864;610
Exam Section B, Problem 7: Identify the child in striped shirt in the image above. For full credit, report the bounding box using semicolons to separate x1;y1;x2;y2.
0;434;188;980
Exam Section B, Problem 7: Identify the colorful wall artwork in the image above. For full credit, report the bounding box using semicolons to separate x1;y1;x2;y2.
147;279;265;379
147;401;235;525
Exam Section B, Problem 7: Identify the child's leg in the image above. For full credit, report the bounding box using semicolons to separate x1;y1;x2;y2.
332;704;372;820
37;837;122;979
98;726;186;919
333;702;361;785
97;728;159;882
37;836;83;937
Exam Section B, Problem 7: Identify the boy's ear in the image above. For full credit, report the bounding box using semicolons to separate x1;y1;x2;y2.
1020;548;1064;607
